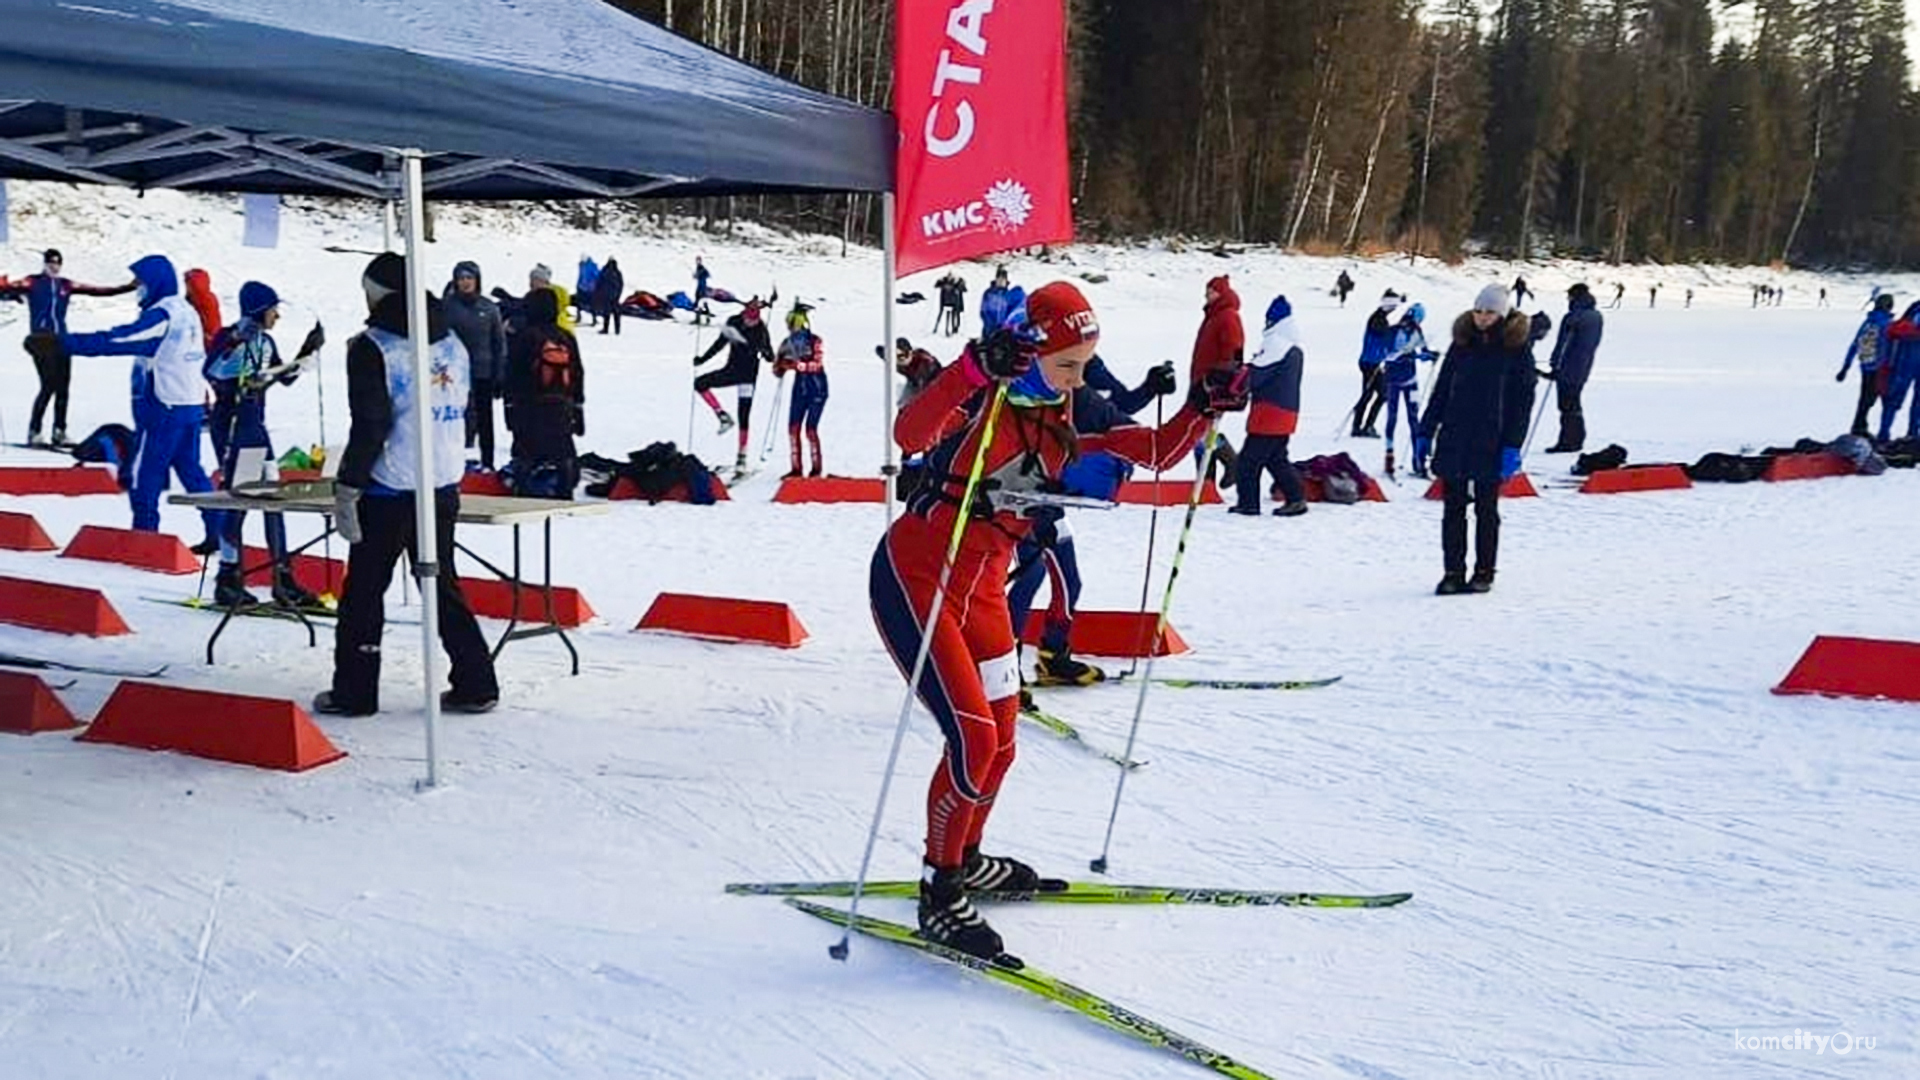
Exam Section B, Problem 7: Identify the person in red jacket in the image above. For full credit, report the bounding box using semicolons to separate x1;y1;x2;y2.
1190;275;1245;484
184;268;223;355
871;281;1249;961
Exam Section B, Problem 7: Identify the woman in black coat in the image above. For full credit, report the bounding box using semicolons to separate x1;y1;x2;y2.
1418;285;1538;594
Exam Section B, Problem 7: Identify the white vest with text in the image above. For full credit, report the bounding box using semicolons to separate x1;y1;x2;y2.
362;326;470;492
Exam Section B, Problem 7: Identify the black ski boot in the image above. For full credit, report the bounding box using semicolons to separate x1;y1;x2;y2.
1435;571;1469;596
962;845;1064;893
271;568;322;611
1034;646;1105;687
918;863;1006;960
189;536;222;557
1468;568;1496;594
214;563;260;608
1272;501;1309;517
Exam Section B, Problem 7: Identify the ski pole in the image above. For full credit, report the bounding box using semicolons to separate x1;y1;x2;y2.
832;384;1009;963
1520;375;1554;461
688;320;708;451
759;376;786;464
1092;420;1219;875
1120;394;1166;682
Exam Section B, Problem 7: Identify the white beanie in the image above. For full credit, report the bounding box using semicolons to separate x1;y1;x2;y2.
1474;283;1512;315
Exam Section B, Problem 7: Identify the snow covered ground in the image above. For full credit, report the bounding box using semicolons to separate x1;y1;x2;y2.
1;183;1916;1079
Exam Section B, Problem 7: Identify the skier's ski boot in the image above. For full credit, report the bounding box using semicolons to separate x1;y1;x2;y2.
808;461;823;478
1468;568;1496;594
962;845;1064;893
782;468;803;480
1273;501;1309;517
26;430;47;448
918;863;1006;960
271;569;322;611
1435;571;1470;596
50;428;68;448
1034;646;1105;687
1227;504;1263;516
189;536;222;557
716;411;736;435
214;563;260;608
732;452;751;480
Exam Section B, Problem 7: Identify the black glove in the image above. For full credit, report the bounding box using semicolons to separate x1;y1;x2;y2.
1529;311;1553;342
1187;365;1250;416
874;344;887;360
1835;369;1848;383
970;327;1037;381
572;408;585;437
1144;361;1178;398
296;320;325;360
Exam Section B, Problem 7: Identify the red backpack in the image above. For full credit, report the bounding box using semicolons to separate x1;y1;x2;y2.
536;334;574;398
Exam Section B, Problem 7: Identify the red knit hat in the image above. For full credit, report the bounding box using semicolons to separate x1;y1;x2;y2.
1024;281;1099;356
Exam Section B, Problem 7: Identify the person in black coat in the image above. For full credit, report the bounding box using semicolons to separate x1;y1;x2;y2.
1544;282;1604;453
593;258;625;336
1418;284;1538;595
503;287;585;498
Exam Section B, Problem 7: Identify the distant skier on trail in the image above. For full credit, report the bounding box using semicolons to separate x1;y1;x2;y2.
1611;282;1625;309
872;281;1247;961
1334;269;1354;307
693;297;775;476
1511;276;1532;310
1837;293;1893;437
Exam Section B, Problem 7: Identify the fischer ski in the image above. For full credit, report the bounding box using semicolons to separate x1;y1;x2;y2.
1147;675;1343;691
1020;704;1145;770
145;596;338;622
732;880;1413;908
785;898;1277;1080
0;652;168;679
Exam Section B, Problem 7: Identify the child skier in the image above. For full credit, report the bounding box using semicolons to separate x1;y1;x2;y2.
204;281;324;608
1838;293;1894;437
872;281;1248;961
693;298;775;476
774;301;828;478
1350;289;1401;437
1381;303;1436;479
1230;295;1309;516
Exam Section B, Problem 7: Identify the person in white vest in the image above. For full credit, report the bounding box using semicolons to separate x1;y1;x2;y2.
61;253;220;549
314;253;498;717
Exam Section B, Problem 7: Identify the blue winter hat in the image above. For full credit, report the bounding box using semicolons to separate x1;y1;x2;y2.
239;281;280;318
1407;302;1425;324
1264;294;1293;328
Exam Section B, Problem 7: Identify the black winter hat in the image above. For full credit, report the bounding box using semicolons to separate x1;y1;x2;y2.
1567;282;1593;302
362;252;407;309
1875;293;1896;312
41;248;62;263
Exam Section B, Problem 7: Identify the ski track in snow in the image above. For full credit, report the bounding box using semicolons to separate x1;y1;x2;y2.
1;182;1918;1077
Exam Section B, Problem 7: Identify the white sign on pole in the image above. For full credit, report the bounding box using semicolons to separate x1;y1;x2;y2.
242;193;280;249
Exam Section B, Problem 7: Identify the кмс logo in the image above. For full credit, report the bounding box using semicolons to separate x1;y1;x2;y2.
921;178;1032;239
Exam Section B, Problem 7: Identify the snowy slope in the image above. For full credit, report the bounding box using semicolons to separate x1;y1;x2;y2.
0;182;1916;1079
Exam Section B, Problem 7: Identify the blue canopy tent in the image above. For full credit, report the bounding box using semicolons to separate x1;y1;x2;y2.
0;0;895;784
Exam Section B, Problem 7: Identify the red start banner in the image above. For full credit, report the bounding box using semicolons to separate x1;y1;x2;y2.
893;0;1074;277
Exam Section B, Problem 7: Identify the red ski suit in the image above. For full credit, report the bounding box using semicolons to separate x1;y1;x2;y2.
870;355;1210;868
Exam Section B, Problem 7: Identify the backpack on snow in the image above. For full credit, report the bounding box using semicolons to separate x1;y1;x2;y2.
70;423;137;490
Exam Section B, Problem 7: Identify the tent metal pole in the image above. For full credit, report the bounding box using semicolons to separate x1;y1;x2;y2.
384;199;397;253
400;149;445;789
881;191;897;526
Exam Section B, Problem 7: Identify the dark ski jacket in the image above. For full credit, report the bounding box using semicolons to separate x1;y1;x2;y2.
442;262;508;385
592;260;625;314
505;287;586;461
1547;291;1604;390
1419;311;1538;480
697;311;775;381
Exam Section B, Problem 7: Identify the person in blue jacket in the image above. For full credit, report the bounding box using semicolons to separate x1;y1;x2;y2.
978;266;1026;336
1007;352;1177;688
1543;283;1605;452
1417;284;1538;596
1381;302;1437;478
575;255;600;328
61;254;219;549
204;281;324;609
1230;295;1309;516
0;248;136;446
1837;293;1894;437
1350;289;1402;437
